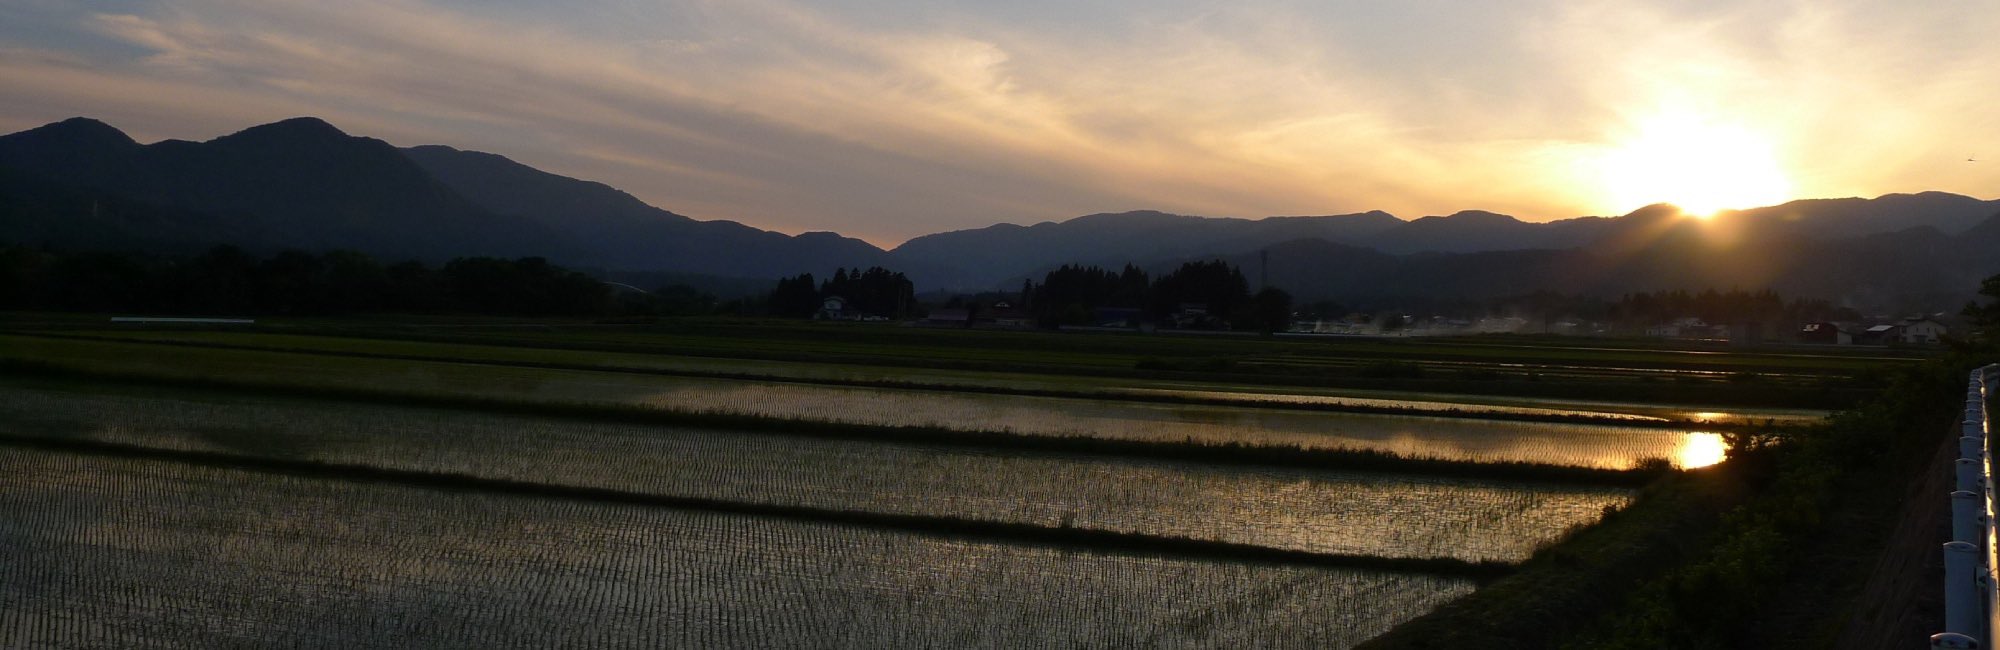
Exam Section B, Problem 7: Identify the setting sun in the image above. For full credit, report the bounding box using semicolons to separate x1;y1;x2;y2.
1599;113;1794;217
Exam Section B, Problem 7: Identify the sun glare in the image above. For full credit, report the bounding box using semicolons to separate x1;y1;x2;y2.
1674;432;1729;469
1599;113;1793;217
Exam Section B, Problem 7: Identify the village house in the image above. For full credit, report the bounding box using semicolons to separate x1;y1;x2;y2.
985;301;1034;329
816;295;849;320
1898;317;1948;344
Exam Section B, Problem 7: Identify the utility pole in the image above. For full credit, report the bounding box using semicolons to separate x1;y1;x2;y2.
1259;249;1269;291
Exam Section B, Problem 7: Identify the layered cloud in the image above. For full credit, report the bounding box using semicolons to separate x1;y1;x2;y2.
0;0;1993;244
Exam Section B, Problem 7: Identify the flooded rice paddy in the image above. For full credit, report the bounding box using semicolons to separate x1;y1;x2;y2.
0;386;1631;562
4;336;1729;469
0;452;1474;649
60;331;1829;426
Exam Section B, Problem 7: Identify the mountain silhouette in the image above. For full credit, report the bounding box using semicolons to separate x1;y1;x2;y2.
401;145;902;279
893;209;1405;288
0;117;564;262
2;116;1995;309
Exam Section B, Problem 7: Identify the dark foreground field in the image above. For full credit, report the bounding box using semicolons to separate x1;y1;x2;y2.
0;314;1975;647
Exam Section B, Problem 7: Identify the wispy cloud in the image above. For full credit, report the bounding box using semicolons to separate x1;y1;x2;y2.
1;0;1994;244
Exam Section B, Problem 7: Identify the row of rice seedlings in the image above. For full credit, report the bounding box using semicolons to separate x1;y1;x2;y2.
0;336;1706;468
1;450;1475;648
0;386;1633;562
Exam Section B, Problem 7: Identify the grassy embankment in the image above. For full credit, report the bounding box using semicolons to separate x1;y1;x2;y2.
1361;345;1993;648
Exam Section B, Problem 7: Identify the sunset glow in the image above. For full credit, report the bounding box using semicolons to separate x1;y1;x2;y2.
0;1;1991;240
1598;113;1794;218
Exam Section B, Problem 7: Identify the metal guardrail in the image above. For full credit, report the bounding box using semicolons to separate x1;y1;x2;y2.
1937;363;2000;649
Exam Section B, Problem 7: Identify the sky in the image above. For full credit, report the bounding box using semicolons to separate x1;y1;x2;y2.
1;0;1996;246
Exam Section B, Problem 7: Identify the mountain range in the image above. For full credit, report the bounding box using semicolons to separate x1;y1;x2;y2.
2;116;1996;310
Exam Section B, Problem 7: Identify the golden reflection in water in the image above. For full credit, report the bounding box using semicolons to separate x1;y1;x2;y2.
1687;412;1729;423
1675;432;1729;469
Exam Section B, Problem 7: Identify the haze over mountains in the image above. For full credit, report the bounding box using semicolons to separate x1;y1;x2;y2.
3;117;1996;310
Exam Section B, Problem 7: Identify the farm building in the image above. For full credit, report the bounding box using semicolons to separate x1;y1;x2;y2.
1798;322;1850;345
1857;324;1902;345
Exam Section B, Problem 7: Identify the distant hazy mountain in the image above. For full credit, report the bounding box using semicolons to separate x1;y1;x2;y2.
0;117;566;262
899;194;2000;291
400;145;902;280
892;209;1405;288
1170;210;2000;312
1715;192;2000;239
1363;210;1614;255
3;116;1995;307
0;117;904;282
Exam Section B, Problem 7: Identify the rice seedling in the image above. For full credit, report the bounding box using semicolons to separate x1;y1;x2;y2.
0;450;1476;648
0;336;1713;469
0;385;1633;563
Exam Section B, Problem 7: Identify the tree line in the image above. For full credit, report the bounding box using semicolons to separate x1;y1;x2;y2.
766;267;916;319
1020;260;1292;332
0;245;714;317
764;260;1292;332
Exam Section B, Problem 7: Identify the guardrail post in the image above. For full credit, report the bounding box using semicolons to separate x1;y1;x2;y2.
1962;459;1989;493
1932;631;1980;648
1955;492;1987;545
1939;366;2000;646
1946;541;1986;641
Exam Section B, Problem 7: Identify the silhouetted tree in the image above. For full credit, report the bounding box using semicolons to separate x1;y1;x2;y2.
1028;264;1148;327
817;266;914;318
1150;260;1249;327
1965;273;2000;340
0;245;623;317
1241;287;1294;333
767;273;820;318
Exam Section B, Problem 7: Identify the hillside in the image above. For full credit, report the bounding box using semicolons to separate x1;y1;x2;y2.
3;116;1996;308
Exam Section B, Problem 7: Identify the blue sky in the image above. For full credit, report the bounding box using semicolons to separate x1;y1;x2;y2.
2;0;1995;245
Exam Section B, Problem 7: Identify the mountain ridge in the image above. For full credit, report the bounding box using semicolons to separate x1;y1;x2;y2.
2;115;1995;308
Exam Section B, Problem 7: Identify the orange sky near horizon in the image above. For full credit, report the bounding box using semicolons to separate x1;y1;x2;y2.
1;0;1995;246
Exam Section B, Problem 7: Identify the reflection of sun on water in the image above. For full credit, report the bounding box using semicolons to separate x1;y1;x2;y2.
1675;432;1729;469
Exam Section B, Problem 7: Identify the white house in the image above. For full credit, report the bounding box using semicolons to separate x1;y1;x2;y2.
1899;318;1948;344
817;295;849;320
